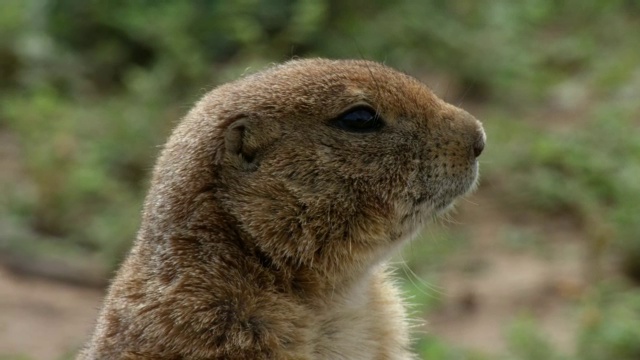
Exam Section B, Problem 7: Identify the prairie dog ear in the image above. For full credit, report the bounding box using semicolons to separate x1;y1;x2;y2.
224;117;260;169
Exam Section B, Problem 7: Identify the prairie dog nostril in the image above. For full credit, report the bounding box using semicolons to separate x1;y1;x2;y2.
473;132;485;158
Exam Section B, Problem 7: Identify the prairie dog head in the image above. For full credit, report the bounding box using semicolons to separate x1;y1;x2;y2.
144;59;485;284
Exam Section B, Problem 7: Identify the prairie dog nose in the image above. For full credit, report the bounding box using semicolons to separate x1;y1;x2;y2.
473;129;486;158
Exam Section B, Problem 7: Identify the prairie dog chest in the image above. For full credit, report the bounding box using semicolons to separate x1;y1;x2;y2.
311;299;381;359
310;270;412;360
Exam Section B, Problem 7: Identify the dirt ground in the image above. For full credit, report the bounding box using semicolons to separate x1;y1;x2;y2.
0;266;103;359
0;191;588;359
426;191;585;354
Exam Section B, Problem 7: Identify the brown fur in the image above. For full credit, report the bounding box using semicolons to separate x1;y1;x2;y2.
79;59;485;359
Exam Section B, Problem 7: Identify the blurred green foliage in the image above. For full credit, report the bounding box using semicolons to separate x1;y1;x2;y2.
577;287;640;360
1;0;640;359
485;103;640;280
506;315;566;360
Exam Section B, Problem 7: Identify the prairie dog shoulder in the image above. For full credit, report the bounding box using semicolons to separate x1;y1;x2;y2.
80;58;485;359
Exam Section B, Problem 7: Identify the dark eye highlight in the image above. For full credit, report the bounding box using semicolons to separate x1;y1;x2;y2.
331;106;384;133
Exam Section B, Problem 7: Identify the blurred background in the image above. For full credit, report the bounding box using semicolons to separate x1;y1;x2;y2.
1;0;639;359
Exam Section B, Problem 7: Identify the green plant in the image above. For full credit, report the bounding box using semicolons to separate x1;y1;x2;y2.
417;336;490;360
506;315;566;360
577;287;640;360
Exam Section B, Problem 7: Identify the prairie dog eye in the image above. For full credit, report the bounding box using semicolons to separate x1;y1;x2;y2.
332;106;384;132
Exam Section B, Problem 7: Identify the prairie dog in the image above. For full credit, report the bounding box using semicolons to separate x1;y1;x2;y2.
79;58;485;359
